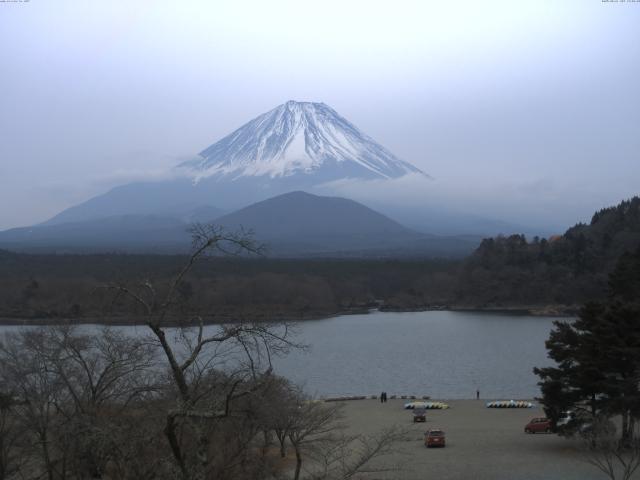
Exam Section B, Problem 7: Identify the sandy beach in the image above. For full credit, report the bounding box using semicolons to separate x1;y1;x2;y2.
338;398;607;480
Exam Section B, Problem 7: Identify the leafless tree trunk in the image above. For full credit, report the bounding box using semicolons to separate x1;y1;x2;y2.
106;224;300;480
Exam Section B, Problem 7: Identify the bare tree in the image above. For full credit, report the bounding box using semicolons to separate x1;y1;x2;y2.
0;328;69;480
287;401;344;480
105;224;300;480
0;393;26;480
0;325;160;480
46;325;158;478
258;376;302;458
311;426;406;480
583;416;640;480
45;326;158;413
286;398;406;480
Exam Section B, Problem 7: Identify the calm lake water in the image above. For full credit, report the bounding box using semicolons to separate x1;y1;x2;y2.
272;310;562;399
0;310;565;399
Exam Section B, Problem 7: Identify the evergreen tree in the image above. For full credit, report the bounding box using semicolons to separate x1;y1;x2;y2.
534;248;640;441
609;247;640;302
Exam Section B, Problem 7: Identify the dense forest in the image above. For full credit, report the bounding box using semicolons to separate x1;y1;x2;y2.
0;253;456;323
454;196;640;310
1;197;639;323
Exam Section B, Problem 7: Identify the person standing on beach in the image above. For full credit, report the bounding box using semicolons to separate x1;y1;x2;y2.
476;389;480;400
380;392;384;403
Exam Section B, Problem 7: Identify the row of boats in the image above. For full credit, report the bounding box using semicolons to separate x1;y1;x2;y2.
486;400;534;408
404;400;535;409
404;401;450;410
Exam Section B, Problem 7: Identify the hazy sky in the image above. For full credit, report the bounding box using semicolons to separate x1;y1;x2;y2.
1;0;639;230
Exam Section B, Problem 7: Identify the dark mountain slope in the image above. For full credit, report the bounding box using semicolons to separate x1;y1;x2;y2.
213;191;480;257
216;191;418;239
0;215;191;253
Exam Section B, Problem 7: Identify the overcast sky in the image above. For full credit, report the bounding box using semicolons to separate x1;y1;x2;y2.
1;0;639;230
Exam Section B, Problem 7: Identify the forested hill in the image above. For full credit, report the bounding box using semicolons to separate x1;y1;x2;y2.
1;198;639;323
455;197;640;309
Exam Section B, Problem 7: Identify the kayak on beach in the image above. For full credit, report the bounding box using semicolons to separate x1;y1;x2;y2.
404;401;449;410
486;400;534;408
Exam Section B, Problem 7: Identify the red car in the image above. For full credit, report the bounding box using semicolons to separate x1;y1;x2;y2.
425;429;446;447
524;417;552;434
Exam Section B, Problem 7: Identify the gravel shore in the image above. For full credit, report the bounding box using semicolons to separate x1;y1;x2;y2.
339;398;606;480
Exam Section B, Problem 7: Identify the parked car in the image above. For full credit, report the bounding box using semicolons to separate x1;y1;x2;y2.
524;417;552;434
556;411;574;428
425;429;446;447
556;411;599;434
413;408;426;422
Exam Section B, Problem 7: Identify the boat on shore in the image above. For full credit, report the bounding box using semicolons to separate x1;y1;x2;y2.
486;400;534;408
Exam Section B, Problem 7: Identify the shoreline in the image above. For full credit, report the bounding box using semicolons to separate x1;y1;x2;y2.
380;304;578;317
322;395;538;403
0;304;577;327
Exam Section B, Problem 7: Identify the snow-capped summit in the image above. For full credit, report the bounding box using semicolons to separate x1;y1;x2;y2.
182;100;425;182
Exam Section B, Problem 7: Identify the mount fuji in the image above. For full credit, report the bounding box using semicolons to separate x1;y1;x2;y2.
182;100;424;182
44;101;426;226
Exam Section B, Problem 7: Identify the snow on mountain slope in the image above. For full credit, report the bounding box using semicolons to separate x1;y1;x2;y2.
182;100;425;181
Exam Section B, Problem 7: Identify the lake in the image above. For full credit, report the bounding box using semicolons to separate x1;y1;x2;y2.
0;310;565;400
272;310;562;399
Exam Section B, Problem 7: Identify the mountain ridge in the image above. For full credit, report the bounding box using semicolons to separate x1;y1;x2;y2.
0;191;480;257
